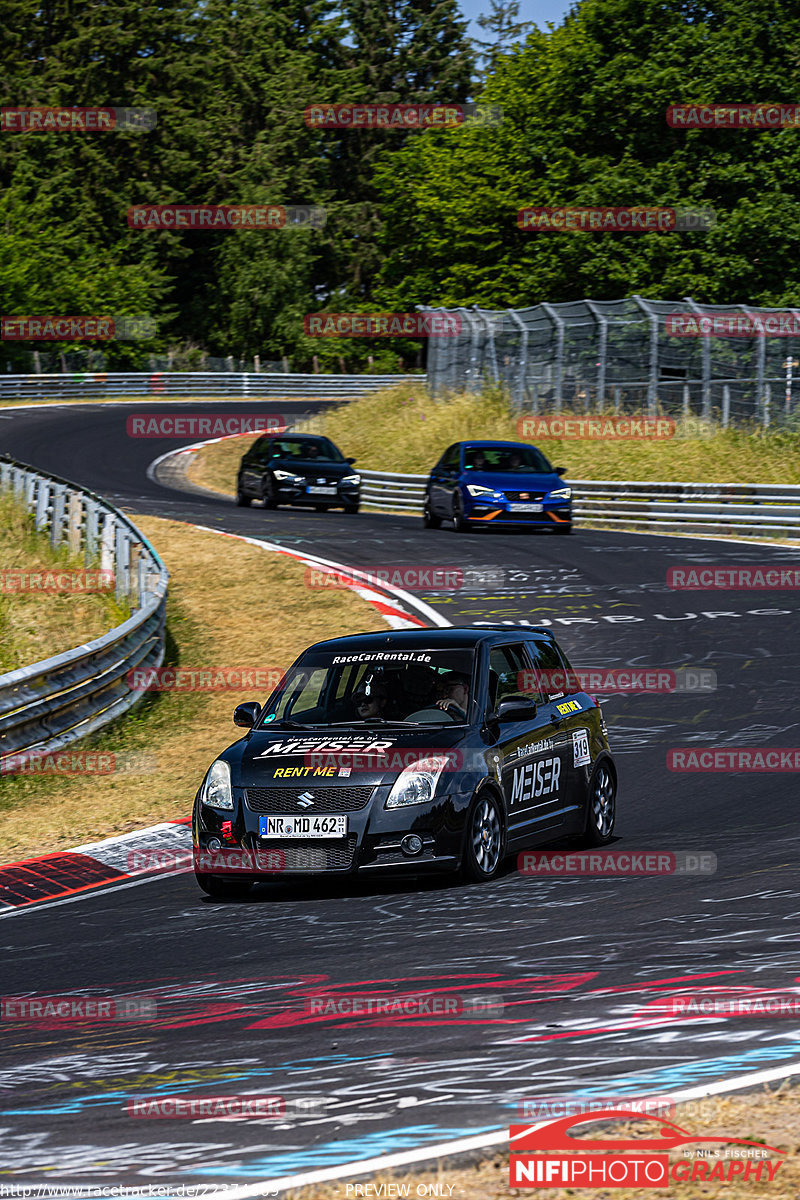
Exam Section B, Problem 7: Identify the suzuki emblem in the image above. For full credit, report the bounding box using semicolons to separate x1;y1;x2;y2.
297;792;315;807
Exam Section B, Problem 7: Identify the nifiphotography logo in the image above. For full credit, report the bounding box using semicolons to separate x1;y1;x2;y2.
509;1110;785;1187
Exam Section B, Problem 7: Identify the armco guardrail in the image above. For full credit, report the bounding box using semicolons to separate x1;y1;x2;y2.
0;372;422;403
0;458;168;764
360;470;800;535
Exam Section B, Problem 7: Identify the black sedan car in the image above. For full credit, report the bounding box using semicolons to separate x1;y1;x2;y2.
236;433;360;512
193;627;617;897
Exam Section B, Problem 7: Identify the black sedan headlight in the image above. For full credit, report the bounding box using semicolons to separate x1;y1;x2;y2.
201;759;233;809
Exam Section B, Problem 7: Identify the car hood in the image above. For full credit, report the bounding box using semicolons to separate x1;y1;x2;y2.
272;458;350;475
464;470;565;490
225;726;470;788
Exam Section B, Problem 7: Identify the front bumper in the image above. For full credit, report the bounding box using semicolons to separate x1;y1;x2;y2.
464;500;572;527
193;783;472;878
276;481;359;508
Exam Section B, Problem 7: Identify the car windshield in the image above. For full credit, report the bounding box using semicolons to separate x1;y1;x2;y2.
258;648;477;726
464;445;552;473
269;438;344;462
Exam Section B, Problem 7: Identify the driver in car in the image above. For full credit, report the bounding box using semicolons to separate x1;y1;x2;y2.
434;671;470;720
353;677;389;719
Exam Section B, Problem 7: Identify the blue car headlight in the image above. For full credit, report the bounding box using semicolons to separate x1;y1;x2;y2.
272;470;305;486
466;484;501;499
341;473;361;485
548;487;572;500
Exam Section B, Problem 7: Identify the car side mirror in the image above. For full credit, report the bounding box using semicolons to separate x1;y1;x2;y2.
346;456;356;465
496;697;537;722
555;466;567;476
234;701;261;728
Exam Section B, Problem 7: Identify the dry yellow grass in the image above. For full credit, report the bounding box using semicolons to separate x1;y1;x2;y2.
0;515;380;862
0;495;128;673
186;384;800;495
286;1084;800;1200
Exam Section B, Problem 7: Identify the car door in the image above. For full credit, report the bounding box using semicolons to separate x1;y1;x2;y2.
527;636;588;828
488;644;565;844
240;436;271;493
429;444;461;515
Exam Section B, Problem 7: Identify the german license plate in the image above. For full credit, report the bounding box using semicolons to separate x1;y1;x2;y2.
259;814;347;838
307;485;337;495
509;502;543;512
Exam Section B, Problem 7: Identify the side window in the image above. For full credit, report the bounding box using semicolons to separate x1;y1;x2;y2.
528;638;575;699
488;644;534;711
441;445;461;471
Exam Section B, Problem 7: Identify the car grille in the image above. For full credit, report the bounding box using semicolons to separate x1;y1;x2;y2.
257;836;357;872
245;785;374;813
502;490;546;501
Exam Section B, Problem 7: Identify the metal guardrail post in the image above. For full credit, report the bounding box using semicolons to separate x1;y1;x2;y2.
684;297;711;418
632;295;658;415
508;310;528;412
541;304;565;412
50;484;66;549
475;308;500;383
585;301;607;409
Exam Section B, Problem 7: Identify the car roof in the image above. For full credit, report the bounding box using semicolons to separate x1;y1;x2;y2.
265;433;331;443
457;440;543;450
303;626;556;654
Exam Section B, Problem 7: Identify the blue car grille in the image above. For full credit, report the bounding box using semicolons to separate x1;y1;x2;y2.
501;490;547;501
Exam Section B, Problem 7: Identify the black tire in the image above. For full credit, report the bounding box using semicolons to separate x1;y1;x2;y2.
580;759;616;846
554;521;573;535
235;480;251;507
451;491;469;533
195;873;252;900
343;503;360;514
422;494;441;529
460;790;505;882
261;474;278;509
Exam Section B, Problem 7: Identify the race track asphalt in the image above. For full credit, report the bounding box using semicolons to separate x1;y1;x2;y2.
1;401;799;1189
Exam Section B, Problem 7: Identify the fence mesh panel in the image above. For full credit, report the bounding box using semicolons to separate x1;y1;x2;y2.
421;296;800;426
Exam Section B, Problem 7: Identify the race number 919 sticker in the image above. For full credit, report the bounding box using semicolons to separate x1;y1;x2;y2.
572;729;591;767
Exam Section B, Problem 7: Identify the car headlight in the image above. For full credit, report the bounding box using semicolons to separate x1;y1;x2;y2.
272;470;304;484
549;487;572;500
341;474;361;485
466;484;498;498
201;759;233;809
385;756;449;809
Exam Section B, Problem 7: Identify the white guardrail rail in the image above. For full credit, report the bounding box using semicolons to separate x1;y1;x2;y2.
0;457;168;765
360;471;800;535
0;372;422;402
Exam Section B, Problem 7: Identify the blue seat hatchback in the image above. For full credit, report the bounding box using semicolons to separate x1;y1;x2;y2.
423;440;572;533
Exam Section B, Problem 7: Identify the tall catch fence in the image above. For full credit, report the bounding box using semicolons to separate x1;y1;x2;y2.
421;296;800;427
